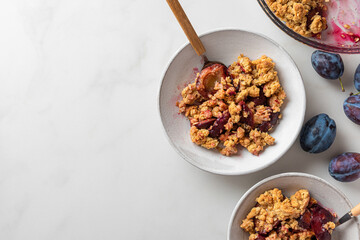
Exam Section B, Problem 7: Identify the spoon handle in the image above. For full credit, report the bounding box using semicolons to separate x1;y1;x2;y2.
338;202;360;225
351;202;360;217
166;0;206;56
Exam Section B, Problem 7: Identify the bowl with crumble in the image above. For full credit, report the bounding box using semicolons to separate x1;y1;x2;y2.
159;29;305;175
258;0;360;53
228;173;360;239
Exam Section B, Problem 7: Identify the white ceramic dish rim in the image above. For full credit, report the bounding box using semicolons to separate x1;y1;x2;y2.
226;172;360;240
158;28;306;175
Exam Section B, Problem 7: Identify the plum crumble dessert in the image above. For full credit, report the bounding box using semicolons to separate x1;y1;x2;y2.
176;55;286;156
266;0;327;38
241;188;336;240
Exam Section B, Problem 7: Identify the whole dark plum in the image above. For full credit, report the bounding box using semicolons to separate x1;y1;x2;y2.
355;64;360;91
329;152;360;182
300;113;336;153
343;95;360;125
311;50;345;91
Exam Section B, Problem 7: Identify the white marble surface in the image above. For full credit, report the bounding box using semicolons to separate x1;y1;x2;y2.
0;0;359;239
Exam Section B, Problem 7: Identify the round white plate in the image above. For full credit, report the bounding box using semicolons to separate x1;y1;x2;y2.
159;29;306;175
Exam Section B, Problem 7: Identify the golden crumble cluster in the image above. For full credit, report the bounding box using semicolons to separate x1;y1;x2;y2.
176;54;286;156
266;0;327;37
241;188;336;240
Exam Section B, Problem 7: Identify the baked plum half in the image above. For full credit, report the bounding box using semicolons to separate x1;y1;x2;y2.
310;205;335;240
196;63;228;98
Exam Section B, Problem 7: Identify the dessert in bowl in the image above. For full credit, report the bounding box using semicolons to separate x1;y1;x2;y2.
177;54;286;157
258;0;360;53
159;29;305;175
228;173;360;240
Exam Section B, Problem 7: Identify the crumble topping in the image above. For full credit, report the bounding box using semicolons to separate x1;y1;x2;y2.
266;0;327;37
176;54;286;156
240;188;336;240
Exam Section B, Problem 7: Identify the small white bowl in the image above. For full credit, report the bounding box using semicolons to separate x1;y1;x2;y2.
158;29;306;175
228;172;360;240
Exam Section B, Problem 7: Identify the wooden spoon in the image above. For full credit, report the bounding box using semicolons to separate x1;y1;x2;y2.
336;202;360;226
166;0;223;69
